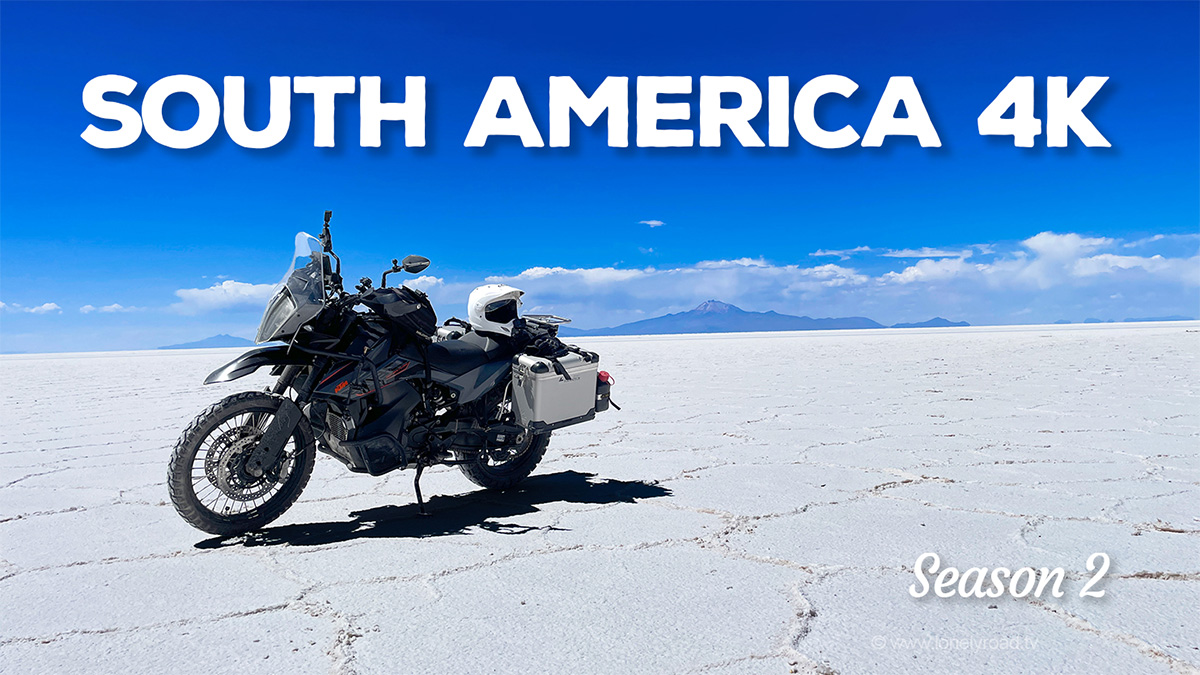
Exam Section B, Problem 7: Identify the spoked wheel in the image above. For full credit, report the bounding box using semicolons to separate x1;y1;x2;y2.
458;397;551;490
168;391;315;536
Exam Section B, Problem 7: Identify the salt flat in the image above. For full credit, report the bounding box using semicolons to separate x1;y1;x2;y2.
1;323;1197;674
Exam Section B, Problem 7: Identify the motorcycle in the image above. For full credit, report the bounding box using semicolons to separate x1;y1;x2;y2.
167;211;616;535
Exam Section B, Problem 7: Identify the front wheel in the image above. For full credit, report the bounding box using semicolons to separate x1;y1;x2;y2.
168;391;316;536
458;431;551;490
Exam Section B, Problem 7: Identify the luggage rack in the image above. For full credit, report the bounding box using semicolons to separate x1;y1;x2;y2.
523;314;572;326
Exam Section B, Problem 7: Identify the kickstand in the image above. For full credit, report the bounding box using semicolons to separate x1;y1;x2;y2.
414;464;430;516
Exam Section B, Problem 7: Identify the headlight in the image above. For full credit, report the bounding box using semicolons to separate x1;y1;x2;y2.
256;287;297;343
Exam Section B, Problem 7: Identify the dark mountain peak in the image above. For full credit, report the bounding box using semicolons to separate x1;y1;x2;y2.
159;334;255;350
693;300;740;313
559;302;885;337
890;317;970;329
1123;315;1195;323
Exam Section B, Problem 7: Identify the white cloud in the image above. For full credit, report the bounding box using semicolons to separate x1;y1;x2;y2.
1020;232;1197;288
869;233;1185;286
1121;233;1199;249
171;280;275;315
1072;253;1196;281
795;264;869;287
881;247;973;259
639;220;665;227
812;246;871;261
694;258;771;269
878;231;1199;290
81;303;142;314
1;301;62;314
882;257;978;284
1123;234;1164;248
402;276;444;292
491;266;644;284
1022;231;1113;259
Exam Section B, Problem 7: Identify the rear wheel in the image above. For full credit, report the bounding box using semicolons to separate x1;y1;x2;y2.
458;430;551;490
167;391;315;536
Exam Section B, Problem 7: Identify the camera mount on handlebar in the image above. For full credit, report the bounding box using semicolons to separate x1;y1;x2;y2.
319;210;344;294
320;210;333;252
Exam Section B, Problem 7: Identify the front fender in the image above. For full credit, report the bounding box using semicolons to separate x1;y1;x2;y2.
204;345;309;385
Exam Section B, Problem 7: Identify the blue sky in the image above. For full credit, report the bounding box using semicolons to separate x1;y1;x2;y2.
1;1;1197;352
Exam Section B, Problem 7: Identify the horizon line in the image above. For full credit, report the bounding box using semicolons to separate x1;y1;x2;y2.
2;318;1196;357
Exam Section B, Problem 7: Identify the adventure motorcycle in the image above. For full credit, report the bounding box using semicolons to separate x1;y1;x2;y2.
167;211;616;535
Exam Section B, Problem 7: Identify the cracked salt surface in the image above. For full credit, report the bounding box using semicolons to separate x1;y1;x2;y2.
1;323;1196;674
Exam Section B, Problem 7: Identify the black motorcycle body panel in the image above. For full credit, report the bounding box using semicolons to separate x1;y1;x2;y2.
312;331;513;407
298;325;520;476
204;345;309;384
435;359;511;403
319;383;422;476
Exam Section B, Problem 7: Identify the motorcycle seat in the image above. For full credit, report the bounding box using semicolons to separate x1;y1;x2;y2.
426;339;494;376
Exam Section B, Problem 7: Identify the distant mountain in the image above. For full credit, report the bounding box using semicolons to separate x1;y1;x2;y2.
1123;315;1195;322
558;300;884;337
1064;316;1193;325
159;334;255;350
890;317;970;329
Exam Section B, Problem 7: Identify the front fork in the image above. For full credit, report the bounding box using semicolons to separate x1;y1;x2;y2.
272;358;329;400
245;360;326;478
271;364;304;396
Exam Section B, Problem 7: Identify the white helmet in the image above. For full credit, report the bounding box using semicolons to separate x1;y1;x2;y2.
468;284;524;337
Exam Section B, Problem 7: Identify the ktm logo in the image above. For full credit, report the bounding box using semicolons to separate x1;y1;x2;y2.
334;380;349;394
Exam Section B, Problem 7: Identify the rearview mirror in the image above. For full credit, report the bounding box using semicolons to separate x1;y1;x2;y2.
402;255;430;274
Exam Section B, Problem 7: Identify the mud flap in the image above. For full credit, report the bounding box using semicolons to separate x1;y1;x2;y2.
246;398;304;477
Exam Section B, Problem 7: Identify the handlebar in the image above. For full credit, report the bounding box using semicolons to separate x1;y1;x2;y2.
380;259;404;288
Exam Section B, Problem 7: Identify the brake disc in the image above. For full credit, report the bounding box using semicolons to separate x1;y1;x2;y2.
204;427;252;485
211;429;277;501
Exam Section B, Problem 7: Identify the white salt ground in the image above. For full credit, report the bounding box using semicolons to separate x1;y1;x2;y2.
1;322;1197;674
